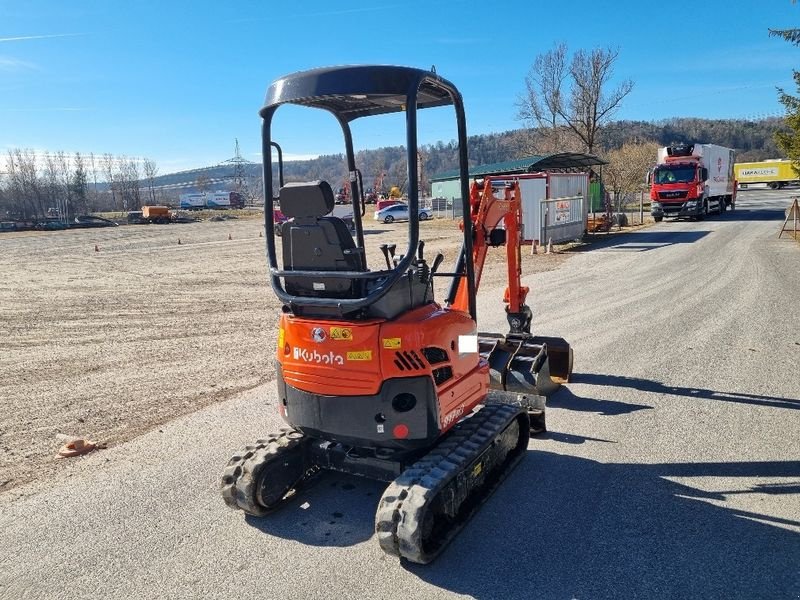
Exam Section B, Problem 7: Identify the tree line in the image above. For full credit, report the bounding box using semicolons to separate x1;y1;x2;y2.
0;151;160;221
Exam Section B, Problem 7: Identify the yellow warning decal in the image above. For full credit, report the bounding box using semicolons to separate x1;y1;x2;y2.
278;328;285;348
330;327;353;341
347;350;373;361
472;462;483;477
382;338;401;349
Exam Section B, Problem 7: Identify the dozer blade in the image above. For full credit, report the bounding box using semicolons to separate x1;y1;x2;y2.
478;332;573;396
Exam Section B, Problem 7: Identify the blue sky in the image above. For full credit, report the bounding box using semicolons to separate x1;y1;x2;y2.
1;0;798;173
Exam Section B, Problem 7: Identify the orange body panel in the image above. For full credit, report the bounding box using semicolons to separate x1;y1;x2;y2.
278;303;489;432
142;205;170;218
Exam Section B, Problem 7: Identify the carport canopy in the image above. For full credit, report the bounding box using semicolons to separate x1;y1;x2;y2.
430;152;607;181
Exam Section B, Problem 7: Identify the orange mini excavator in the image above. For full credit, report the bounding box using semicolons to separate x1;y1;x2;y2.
221;65;573;563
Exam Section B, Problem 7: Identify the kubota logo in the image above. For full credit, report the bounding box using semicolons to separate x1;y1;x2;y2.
293;347;344;365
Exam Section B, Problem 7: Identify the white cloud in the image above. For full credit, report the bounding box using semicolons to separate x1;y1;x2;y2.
0;33;85;43
0;56;38;71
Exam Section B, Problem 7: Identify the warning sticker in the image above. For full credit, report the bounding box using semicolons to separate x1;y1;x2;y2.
278;328;285;348
382;338;401;349
330;327;353;341
347;350;373;361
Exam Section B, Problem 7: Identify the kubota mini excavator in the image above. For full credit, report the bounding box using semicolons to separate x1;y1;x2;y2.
221;65;573;564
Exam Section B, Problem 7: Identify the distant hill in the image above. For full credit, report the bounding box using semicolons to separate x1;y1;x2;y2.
144;117;787;201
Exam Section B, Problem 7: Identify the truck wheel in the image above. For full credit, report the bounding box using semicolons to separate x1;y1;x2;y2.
718;199;726;214
769;182;779;190
654;216;663;222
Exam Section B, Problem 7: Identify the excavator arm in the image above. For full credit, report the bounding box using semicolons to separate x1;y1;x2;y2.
451;178;532;333
449;176;573;395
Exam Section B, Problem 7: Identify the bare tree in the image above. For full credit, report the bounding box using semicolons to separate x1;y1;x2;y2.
118;156;141;209
101;153;118;210
518;43;569;153
518;44;633;154
54;151;72;221
89;152;99;208
604;140;659;214
42;153;61;219
143;158;158;204
7;149;45;219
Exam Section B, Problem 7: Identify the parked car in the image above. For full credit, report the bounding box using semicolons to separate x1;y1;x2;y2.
375;198;405;211
374;204;432;224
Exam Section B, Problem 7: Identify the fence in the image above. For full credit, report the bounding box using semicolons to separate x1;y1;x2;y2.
539;195;585;244
431;197;463;220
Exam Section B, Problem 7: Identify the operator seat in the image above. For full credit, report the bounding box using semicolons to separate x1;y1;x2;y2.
280;180;364;298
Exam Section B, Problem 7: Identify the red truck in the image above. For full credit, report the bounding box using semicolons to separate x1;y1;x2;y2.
650;143;736;221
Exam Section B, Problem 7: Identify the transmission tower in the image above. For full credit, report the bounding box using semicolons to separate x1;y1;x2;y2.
220;138;255;195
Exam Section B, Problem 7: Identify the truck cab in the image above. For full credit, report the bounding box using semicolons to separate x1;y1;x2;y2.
650;144;735;221
650;160;707;220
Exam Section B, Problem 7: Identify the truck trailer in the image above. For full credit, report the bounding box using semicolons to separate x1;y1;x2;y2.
179;191;245;210
650;143;736;221
734;159;799;189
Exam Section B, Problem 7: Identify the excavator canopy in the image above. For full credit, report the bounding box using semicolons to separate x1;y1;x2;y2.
260;65;458;121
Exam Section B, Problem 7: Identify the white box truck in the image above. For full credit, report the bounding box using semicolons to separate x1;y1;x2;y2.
179;191;245;210
179;193;207;210
649;143;736;221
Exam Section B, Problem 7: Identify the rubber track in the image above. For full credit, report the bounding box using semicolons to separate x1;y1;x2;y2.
220;428;310;517
375;403;528;564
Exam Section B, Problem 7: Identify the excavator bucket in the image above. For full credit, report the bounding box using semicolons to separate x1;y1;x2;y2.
478;333;573;396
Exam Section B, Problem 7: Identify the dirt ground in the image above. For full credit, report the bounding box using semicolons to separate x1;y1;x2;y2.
0;214;568;496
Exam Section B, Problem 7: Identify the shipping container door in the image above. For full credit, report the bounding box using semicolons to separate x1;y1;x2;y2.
519;178;546;242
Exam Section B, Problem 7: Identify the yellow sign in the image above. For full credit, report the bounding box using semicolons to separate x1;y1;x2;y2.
278;328;285;348
330;327;353;341
382;338;401;349
347;350;373;361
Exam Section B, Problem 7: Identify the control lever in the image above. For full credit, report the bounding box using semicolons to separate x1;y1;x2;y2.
379;244;391;270
417;240;425;262
430;252;445;276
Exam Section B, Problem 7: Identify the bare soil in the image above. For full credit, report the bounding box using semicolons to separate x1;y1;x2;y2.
0;215;567;495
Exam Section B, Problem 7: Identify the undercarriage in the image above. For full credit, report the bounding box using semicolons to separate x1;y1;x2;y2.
222;402;529;563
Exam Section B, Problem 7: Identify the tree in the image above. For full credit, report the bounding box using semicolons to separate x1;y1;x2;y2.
770;27;800;171
101;153;119;210
71;152;89;215
518;43;634;154
603;141;660;213
118;157;141;209
143;158;158;204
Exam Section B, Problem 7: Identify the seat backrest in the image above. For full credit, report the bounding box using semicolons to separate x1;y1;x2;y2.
279;181;362;298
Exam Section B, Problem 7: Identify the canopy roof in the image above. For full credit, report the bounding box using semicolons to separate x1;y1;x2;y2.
430;153;608;181
260;65;457;122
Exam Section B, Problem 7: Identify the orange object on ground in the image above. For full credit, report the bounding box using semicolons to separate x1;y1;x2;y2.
56;438;97;459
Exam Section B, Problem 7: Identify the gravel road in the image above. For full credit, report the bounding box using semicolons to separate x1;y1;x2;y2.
1;191;798;599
